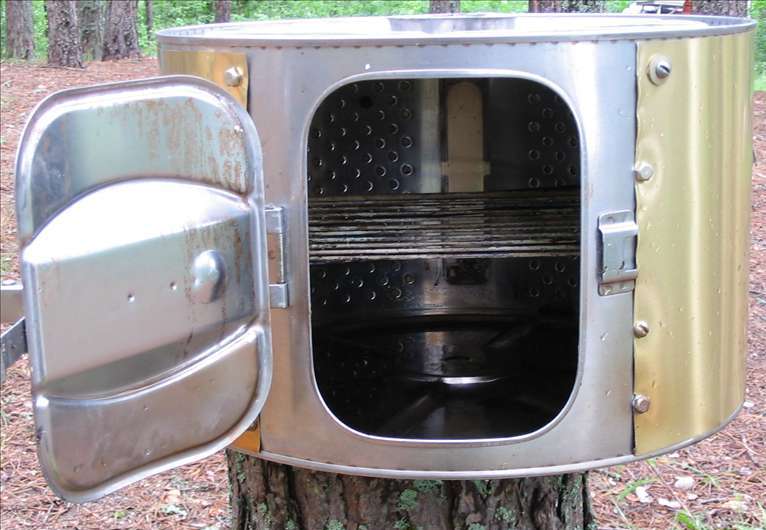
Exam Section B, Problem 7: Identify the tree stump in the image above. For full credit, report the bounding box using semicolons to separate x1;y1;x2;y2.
226;451;594;530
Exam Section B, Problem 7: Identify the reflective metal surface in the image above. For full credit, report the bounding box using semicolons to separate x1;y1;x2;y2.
309;190;580;263
16;77;272;502
152;14;750;478
16;76;257;245
633;34;753;454
157;13;754;48
193;39;640;473
0;280;24;323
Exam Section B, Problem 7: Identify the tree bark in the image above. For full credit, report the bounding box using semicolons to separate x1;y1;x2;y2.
5;0;35;60
529;0;605;12
690;0;747;17
46;0;82;67
145;0;154;36
429;0;461;14
226;451;594;530
215;0;232;23
102;0;140;60
78;0;104;61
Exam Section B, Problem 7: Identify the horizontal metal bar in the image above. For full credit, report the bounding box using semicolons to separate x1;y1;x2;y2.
1;318;27;384
308;190;580;263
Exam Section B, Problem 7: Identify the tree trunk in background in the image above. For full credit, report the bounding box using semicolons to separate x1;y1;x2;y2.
429;0;461;14
5;0;35;60
226;452;594;530
46;0;82;67
102;0;140;60
690;0;747;17
215;0;232;23
145;0;154;36
78;0;104;61
529;0;605;12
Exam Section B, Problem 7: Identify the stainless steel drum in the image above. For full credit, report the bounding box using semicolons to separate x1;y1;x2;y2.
2;13;754;501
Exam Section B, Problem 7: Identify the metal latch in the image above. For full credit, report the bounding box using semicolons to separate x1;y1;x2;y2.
266;206;289;308
598;211;638;296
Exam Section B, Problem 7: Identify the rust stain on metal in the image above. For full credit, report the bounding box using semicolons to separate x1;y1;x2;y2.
160;50;249;108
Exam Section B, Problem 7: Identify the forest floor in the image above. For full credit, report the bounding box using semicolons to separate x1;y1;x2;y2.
0;59;764;530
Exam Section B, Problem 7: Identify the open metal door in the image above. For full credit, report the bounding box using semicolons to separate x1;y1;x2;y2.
14;76;272;502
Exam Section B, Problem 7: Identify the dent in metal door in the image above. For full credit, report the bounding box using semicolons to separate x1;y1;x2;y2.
15;76;272;502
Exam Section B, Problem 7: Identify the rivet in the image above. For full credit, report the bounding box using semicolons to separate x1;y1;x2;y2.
633;162;654;182
632;394;651;414
223;66;244;87
648;55;672;85
191;250;225;304
634;320;650;338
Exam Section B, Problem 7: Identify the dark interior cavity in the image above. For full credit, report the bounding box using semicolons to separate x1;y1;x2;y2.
307;78;580;440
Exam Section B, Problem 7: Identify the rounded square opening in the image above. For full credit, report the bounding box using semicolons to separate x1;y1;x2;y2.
308;77;580;441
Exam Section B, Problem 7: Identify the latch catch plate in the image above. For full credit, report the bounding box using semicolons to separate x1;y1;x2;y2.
598;210;638;296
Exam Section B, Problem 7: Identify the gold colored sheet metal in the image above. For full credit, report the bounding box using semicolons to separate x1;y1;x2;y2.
160;50;248;108
634;33;753;454
231;420;262;454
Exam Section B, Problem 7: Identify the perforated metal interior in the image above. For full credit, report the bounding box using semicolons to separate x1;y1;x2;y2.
307;77;582;440
308;79;439;196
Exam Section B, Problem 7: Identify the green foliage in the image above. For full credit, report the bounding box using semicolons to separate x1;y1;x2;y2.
615;477;656;502
413;479;443;494
1;0;765;77
675;510;710;530
494;505;516;524
752;0;766;76
325;520;345;530
397;488;419;511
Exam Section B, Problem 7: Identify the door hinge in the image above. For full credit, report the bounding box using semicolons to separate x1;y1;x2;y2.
1;318;27;383
598;211;638;296
266;206;289;308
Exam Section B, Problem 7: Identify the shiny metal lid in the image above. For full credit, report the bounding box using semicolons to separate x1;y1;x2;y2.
157;13;755;48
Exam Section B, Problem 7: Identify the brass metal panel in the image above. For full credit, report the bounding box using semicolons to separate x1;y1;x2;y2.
231;421;262;453
634;33;753;454
160;50;248;107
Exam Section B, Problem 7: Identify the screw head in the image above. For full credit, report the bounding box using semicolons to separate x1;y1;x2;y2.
633;162;654;182
632;394;651;414
648;55;672;85
634;320;650;338
223;66;243;87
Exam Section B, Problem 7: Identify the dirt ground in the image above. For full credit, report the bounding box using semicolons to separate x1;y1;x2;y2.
0;59;764;530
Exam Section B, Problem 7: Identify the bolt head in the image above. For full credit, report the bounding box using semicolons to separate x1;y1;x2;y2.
634;320;650;338
648;55;672;85
224;66;243;87
633;162;654;182
632;394;651;414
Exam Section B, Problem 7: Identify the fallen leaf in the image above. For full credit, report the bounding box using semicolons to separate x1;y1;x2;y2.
658;498;682;509
674;476;694;491
636;486;653;504
722;499;749;512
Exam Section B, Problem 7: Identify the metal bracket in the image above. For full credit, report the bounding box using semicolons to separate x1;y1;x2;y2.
1;279;24;323
266;206;289;308
598;211;638;296
1;318;27;383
